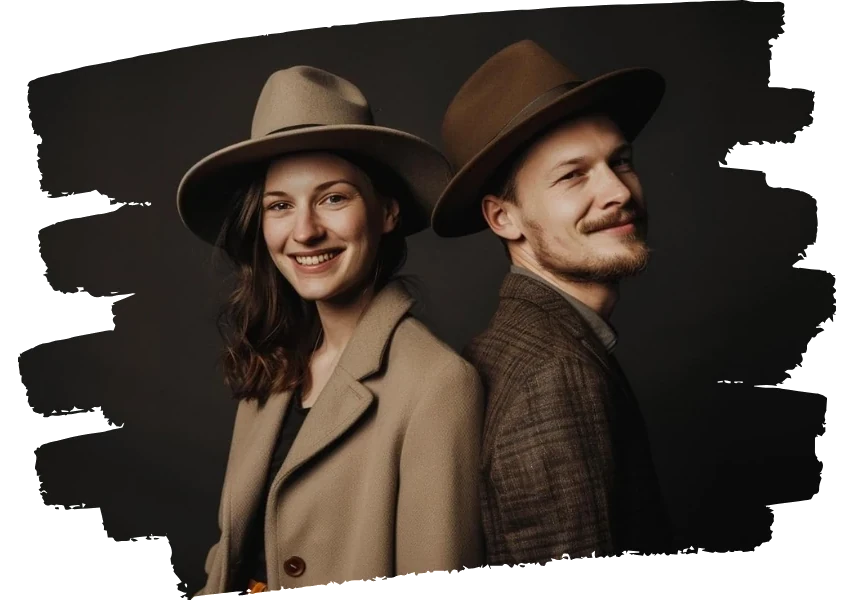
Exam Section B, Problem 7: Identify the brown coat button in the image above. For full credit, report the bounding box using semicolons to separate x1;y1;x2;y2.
283;556;306;577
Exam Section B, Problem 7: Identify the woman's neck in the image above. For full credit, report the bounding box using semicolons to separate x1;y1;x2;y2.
314;286;376;356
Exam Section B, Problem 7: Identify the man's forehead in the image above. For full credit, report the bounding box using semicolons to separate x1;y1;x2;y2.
523;115;628;168
548;113;625;145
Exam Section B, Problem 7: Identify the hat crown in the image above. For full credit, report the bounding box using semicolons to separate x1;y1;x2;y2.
250;66;374;138
441;40;582;170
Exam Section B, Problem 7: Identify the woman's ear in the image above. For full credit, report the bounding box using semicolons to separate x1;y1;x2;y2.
382;197;401;234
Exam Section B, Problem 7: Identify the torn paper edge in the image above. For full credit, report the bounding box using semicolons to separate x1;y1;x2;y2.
21;0;824;598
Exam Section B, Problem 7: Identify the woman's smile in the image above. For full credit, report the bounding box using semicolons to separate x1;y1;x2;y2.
289;248;345;270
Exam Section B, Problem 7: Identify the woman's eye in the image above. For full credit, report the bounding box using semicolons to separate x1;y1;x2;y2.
613;156;634;170
324;194;347;205
559;170;580;181
266;202;291;211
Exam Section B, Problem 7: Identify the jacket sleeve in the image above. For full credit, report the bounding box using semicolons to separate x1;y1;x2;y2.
484;355;618;566
395;355;485;576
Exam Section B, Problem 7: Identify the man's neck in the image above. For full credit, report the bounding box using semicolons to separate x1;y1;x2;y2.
510;256;619;319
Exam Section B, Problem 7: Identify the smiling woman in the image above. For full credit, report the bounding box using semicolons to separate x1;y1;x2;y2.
261;153;398;306
176;66;484;594
217;151;411;404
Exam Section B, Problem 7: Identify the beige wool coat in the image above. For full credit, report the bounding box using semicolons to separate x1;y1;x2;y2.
196;282;485;595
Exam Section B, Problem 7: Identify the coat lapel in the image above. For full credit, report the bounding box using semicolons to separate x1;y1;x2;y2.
272;281;415;491
277;369;374;483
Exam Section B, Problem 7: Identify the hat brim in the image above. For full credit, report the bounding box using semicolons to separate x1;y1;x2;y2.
177;125;451;246
431;68;665;237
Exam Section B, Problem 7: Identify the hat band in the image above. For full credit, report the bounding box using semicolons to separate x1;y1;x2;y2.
264;123;323;136
492;80;584;142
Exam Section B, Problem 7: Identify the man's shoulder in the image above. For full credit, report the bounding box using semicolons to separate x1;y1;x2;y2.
465;301;618;420
464;296;575;367
473;293;557;337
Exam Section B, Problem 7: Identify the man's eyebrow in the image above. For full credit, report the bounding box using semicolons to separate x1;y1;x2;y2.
549;142;632;173
609;143;633;158
549;155;587;175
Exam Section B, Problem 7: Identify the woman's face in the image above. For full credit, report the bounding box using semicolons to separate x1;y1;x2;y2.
261;152;399;303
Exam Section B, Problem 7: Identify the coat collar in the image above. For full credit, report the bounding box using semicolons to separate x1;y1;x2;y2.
499;272;615;373
508;265;617;353
334;279;415;381
223;280;415;570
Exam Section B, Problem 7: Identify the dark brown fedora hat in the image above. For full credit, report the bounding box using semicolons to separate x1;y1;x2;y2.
178;66;451;245
432;40;666;237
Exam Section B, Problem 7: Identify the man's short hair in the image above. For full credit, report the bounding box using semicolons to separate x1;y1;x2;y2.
482;139;534;259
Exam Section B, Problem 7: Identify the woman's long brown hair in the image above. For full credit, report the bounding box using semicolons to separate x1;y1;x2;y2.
215;154;408;402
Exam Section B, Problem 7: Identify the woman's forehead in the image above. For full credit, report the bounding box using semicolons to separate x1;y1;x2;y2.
264;151;368;193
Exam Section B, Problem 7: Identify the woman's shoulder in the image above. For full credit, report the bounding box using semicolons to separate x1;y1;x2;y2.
383;315;479;384
380;316;483;421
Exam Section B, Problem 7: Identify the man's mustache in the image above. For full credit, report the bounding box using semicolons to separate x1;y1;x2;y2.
579;208;648;234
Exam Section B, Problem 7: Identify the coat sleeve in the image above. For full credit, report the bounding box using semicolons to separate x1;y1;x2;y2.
194;403;246;597
484;355;618;566
193;494;227;597
395;355;485;576
193;541;222;597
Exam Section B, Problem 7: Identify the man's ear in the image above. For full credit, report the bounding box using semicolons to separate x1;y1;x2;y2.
482;194;522;241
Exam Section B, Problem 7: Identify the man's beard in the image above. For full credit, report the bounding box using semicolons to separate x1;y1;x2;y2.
527;220;651;284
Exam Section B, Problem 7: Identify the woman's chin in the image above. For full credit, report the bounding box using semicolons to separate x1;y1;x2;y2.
292;278;368;305
293;283;337;303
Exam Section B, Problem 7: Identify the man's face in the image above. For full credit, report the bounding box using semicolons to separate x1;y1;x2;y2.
508;113;650;283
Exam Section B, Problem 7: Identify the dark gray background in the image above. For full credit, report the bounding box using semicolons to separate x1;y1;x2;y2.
22;2;830;595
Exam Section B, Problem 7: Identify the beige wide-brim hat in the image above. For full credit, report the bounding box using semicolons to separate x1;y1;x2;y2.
178;66;451;245
432;40;666;237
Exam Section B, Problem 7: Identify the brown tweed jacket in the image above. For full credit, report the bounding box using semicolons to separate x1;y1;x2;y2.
464;273;671;566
